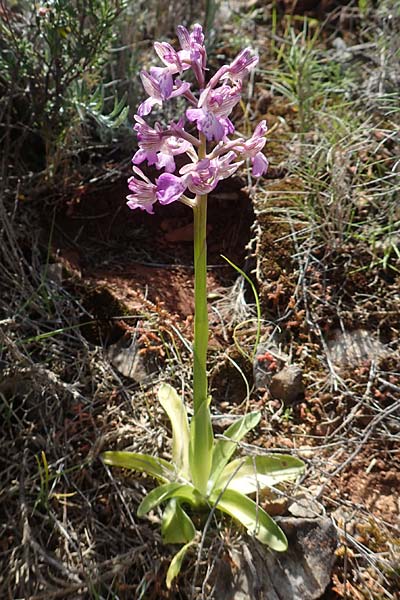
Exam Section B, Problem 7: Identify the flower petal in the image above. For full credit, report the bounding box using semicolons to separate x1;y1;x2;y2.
137;96;160;117
252;152;269;177
156;152;176;173
156;173;187;205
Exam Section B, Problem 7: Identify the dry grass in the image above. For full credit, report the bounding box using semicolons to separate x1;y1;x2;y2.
1;2;400;599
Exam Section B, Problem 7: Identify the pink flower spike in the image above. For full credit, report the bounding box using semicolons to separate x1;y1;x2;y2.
156;173;187;205
252;152;269;177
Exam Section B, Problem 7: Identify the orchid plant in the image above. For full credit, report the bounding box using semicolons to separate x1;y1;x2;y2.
102;24;304;588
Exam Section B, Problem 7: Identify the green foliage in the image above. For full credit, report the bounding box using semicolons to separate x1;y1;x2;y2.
74;82;129;133
0;0;128;174
34;451;50;511
264;21;347;134
102;384;305;588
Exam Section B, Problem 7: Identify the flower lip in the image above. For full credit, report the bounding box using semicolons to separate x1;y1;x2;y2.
156;173;187;205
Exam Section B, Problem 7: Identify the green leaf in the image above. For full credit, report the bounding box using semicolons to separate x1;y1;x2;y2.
214;454;305;495
137;482;200;517
158;383;190;477
102;451;175;483
161;499;196;544
109;91;127;119
166;540;196;589
214;488;288;551
209;412;261;491
189;398;213;495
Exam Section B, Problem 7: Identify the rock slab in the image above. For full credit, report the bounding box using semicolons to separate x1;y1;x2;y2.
214;517;337;600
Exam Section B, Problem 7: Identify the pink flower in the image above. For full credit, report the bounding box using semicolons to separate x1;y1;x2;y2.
180;159;218;195
179;153;241;195
138;67;191;116
127;167;158;214
212;151;242;179
238;120;268;176
177;24;206;87
186;108;226;142
127;167;187;213
153;42;186;73
186;83;241;141
132;116;194;173
226;48;259;80
208;48;258;90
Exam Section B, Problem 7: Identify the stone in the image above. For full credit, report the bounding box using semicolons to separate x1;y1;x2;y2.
105;334;157;382
269;365;304;403
214;517;337;600
327;329;388;368
253;344;288;390
288;494;323;518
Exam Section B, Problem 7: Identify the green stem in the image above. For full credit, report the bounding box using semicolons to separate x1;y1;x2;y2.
193;194;208;415
189;136;213;495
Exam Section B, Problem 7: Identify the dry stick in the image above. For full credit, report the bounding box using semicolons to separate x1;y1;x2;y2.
103;464;145;543
28;546;150;600
316;397;400;500
289;217;346;390
19;445;82;590
324;361;378;441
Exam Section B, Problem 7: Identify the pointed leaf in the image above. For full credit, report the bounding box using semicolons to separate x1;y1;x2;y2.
214;488;288;551
109;92;128;119
161;499;196;544
138;482;199;517
110;105;129;128
102;451;175;483
189;398;213;495
158;383;190;477
209;412;261;491
214;454;305;495
166;540;196;589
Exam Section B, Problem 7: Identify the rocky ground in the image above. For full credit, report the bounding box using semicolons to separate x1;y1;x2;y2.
0;1;399;598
